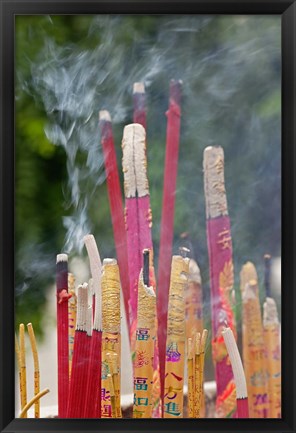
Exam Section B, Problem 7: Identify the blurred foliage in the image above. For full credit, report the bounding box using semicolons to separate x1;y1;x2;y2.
15;15;281;339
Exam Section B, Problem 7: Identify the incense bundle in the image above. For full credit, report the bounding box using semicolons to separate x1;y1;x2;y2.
133;259;156;418
56;253;70;418
194;330;208;418
222;327;249;418
203;146;237;418
158;80;182;406
122;124;153;346
101;258;121;418
263;297;281;418
163;255;189;418
133;82;146;129
107;353;121;418
27;323;40;418
19;324;27;417
242;280;269;417
68;273;77;377
83;234;103;418
99;110;130;329
67;284;92;418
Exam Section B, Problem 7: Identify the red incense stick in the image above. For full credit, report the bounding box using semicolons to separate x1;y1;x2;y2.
83;234;103;418
133;82;146;129
204;146;237;418
157;79;182;409
56;253;71;418
99;110;130;329
67;284;92;418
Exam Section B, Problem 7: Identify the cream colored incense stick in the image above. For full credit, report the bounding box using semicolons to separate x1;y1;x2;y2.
194;332;201;418
101;258;121;418
19;324;27;417
187;338;194;418
68;273;77;377
27;323;40;418
243;280;269;417
19;388;50;418
263;298;281;418
186;259;203;339
164;255;189;418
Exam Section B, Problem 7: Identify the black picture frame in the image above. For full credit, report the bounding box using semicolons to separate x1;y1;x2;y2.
0;0;295;432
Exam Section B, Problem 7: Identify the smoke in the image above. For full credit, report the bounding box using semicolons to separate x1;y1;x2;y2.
18;15;281;286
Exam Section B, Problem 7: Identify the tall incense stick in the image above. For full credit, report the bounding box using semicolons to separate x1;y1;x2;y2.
163;255;189;418
27;323;40;418
56;254;70;418
203;146;237;418
99;110;130;329
222;327;249;418
19;323;27;417
101;258;121;418
158;80;182;406
133;82;146;129
84;234;103;418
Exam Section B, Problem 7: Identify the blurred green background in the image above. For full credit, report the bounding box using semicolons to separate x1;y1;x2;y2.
15;15;281;339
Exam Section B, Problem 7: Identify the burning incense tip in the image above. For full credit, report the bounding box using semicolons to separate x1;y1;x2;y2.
133;82;145;94
56;253;68;263
103;258;117;265
99;110;111;122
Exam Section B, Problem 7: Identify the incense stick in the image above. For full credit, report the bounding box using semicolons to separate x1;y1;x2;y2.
15;333;22;414
83;234;103;418
242;280;269;417
158;80;182;407
263;297;281;418
67;283;91;418
68;273;77;378
27;323;40;418
99;110;130;330
203;145;237;418
222;327;249;418
19;324;27;417
194;332;201;418
186;259;203;339
19;389;50;418
101;258;121;418
187;338;194;418
133;82;146;129
133;263;156;418
56;253;70;418
163;255;189;418
107;352;122;418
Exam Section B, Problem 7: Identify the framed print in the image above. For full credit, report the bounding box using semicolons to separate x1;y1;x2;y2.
0;1;295;432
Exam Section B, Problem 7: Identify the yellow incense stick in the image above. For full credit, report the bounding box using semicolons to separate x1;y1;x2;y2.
27;323;40;418
194;332;201;418
133;270;156;418
107;373;116;417
19;388;50;418
107;352;122;418
187;338;194;418
19;324;27;417
243;280;269;417
186;259;203;339
199;329;208;417
263;298;281;418
101;259;121;418
164;255;189;418
15;334;22;403
68;273;77;377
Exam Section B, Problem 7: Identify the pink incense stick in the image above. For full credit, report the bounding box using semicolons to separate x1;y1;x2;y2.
56;253;71;418
222;327;249;418
133;82;146;129
203;146;237;418
157;79;182;409
67;284;92;418
83;234;103;418
99;110;130;329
